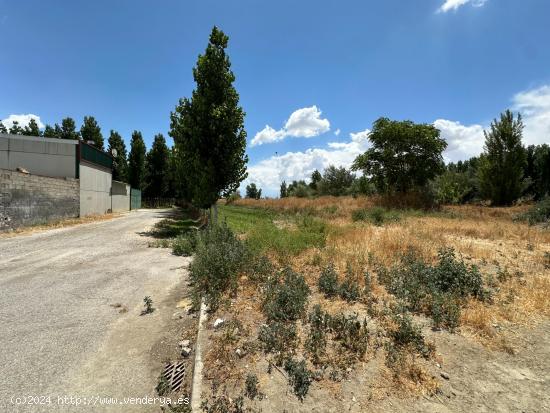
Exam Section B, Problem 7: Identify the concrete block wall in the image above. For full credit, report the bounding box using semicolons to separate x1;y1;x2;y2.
0;169;79;231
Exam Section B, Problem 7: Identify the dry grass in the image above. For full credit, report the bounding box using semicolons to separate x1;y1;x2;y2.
202;196;550;407
0;213;121;238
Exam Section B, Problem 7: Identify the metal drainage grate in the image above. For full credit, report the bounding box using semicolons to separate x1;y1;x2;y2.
162;361;186;392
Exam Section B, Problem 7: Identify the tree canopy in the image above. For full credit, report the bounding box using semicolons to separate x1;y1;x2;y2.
352;118;447;193
108;130;128;182
80;116;104;149
245;183;262;199
478;110;526;205
170;26;248;209
144;134;170;198
60;117;80;140
128;130;146;190
23;119;41;136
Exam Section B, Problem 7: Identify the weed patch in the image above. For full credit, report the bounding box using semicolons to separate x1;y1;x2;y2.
263;268;310;322
352;207;401;225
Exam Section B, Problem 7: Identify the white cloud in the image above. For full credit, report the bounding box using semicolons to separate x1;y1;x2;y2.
334;128;341;136
434;119;485;162
251;105;330;146
512;85;550;146
245;129;369;196
437;0;488;13
1;113;44;130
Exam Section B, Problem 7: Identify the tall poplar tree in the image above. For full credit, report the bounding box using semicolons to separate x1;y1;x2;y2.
170;26;248;217
60;117;80;140
144;134;170;198
128;130;146;190
107;130;128;182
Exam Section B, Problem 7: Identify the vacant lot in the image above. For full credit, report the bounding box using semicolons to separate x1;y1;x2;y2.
189;197;550;412
0;210;191;413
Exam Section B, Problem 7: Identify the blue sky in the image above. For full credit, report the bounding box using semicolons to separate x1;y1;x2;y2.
1;0;550;196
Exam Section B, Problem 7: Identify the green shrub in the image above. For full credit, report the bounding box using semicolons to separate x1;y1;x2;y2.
389;310;431;358
263;268;310;322
338;264;361;302
189;223;250;310
201;395;246;413
431;294;461;332
305;305;330;364
318;265;339;297
351;207;401;226
329;313;369;356
517;197;550;226
172;231;198;256
284;358;312;401
258;321;297;362
379;247;489;331
245;374;259;400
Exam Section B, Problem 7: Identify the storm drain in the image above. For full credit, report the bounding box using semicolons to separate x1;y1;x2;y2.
162;361;186;392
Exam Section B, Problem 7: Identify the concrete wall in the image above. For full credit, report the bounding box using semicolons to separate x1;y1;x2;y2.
0;134;78;178
79;161;112;216
0;169;79;231
111;180;130;212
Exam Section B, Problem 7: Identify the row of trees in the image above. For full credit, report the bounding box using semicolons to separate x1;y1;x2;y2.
0;116;105;149
276;111;548;206
0;115;176;198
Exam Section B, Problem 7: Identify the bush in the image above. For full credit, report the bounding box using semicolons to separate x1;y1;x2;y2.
379;247;489;330
318;265;339;297
245;374;259;400
188;223;250;310
263;268;310;322
389;310;431;358
351;207;401;226
258;322;297;362
305;305;330;364
338;264;361;302
517;197;550;226
431;294;461;332
172;231;198;256
284;358;312;401
329;313;369;356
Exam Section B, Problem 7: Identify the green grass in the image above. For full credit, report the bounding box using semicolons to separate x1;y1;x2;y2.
218;204;327;256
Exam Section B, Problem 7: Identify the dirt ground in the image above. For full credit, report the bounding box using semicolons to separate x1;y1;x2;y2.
0;209;193;412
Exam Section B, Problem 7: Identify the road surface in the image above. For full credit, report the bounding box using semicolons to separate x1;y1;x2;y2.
0;210;189;412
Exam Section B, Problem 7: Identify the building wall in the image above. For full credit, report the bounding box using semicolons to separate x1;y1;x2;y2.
79;162;112;216
111;180;130;212
0;169;79;231
0;134;78;178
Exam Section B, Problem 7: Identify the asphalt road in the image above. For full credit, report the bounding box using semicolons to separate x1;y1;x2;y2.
0;210;189;412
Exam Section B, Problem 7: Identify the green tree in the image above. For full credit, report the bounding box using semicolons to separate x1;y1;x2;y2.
144;134;170;198
107;130;128;182
128;130;146;190
317;165;355;196
310;169;322;190
23;119;41;136
43;124;62;138
352;118;447;193
478;110;526;205
60;117;80;140
0;121;7;134
170;26;248;217
245;183;262;199
80;116;104;149
533;144;550;199
9;121;24;135
280;181;288;198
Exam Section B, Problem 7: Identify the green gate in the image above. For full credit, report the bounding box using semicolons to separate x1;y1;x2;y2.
130;189;141;210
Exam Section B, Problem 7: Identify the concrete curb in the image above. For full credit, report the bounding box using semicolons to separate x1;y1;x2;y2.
190;299;208;412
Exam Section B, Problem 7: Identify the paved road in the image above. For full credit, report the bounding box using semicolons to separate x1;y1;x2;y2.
0;210;189;412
